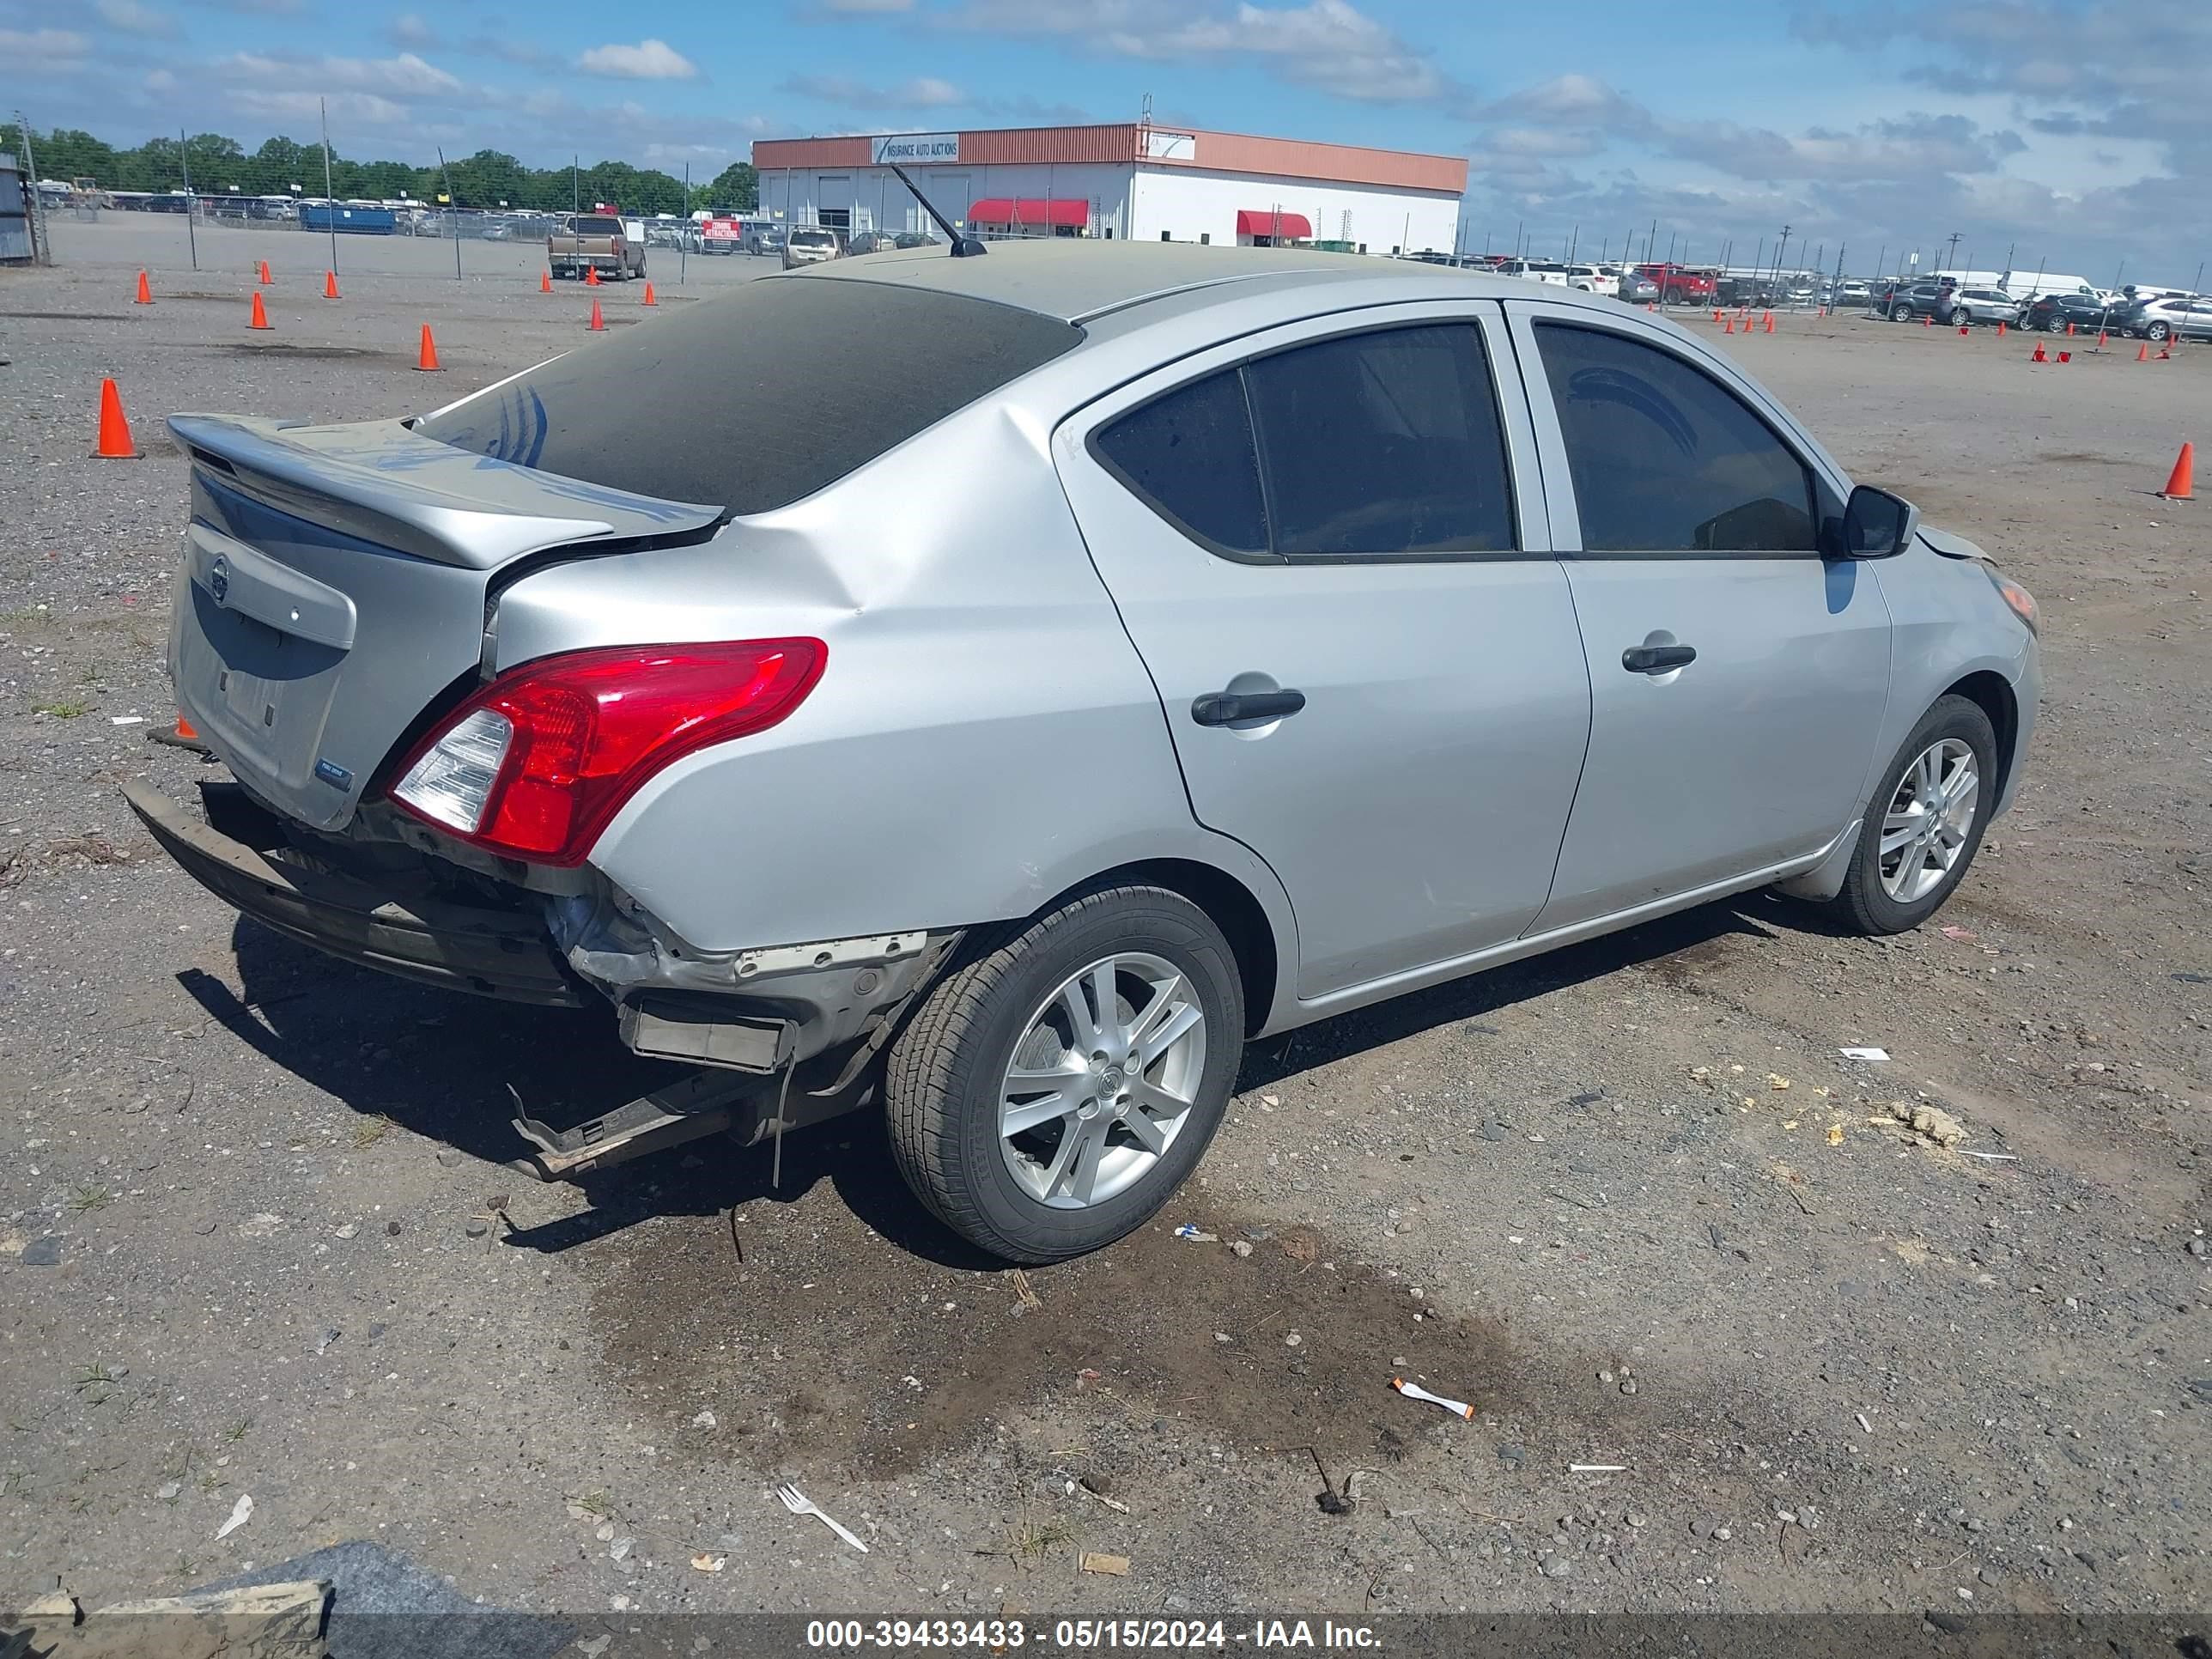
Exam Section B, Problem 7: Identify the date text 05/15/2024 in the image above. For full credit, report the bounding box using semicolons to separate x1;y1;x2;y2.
803;1619;1382;1650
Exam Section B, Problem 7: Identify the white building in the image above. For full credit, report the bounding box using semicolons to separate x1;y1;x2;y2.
751;123;1467;258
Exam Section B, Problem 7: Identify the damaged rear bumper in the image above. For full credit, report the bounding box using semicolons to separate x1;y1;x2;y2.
123;780;583;1006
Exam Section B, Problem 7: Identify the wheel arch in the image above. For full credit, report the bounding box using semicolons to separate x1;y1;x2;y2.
1942;669;2019;805
1039;858;1285;1039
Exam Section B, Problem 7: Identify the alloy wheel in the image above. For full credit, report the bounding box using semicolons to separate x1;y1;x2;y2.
1879;738;1980;903
998;952;1207;1209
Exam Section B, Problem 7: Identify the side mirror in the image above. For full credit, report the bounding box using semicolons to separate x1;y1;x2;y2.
1838;484;1919;559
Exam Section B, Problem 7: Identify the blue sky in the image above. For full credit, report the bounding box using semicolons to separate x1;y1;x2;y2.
9;0;2207;277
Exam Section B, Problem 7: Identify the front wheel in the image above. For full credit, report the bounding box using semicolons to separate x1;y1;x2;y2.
1822;695;1998;935
2146;320;2171;342
1892;303;1913;322
885;885;1245;1263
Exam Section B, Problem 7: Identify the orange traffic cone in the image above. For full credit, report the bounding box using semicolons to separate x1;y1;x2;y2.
588;298;605;331
257;260;272;285
2159;341;2173;360
1646;301;1656;311
149;713;210;753
585;265;601;287
2057;350;2072;363
2160;442;2196;501
2095;329;2108;349
134;270;153;306
641;281;657;307
1764;312;1775;333
1712;308;1723;325
2136;343;2151;362
1723;314;1735;333
540;270;553;293
2064;321;2075;337
248;290;272;330
2031;341;2047;362
1923;314;1932;328
1959;324;1970;336
93;378;138;459
1996;321;2006;337
323;270;340;300
415;324;441;371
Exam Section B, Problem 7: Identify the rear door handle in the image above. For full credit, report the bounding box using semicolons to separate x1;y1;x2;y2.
1191;689;1306;726
1622;643;1697;674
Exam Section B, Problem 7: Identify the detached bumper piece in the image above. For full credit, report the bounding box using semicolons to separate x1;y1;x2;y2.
123;780;582;1006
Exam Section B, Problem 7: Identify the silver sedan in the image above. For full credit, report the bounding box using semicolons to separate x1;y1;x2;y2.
132;242;2041;1263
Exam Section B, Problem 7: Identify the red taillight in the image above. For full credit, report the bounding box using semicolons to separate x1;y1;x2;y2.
386;639;825;865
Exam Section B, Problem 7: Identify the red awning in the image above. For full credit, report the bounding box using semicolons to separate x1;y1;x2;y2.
1237;210;1313;239
966;198;1088;228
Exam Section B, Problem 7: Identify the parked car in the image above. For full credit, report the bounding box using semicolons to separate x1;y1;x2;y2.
1620;271;1660;304
1561;264;1619;297
743;225;786;256
1877;280;1954;321
1830;279;1871;307
1952;287;2025;325
846;229;900;256
2116;294;2212;342
2021;291;2118;333
893;232;942;250
548;214;645;282
781;226;842;268
1635;263;1717;305
1498;258;1571;286
133;244;2039;1264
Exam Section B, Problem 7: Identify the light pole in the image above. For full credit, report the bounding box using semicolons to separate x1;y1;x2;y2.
1775;222;1791;287
1944;230;1962;274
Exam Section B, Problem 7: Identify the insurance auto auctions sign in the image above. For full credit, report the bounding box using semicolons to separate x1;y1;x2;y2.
871;133;961;165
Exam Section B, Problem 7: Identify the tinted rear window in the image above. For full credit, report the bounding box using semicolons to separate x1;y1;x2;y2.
416;276;1082;513
571;216;622;234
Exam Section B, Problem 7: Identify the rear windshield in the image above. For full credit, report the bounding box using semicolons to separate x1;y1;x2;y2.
569;216;622;235
791;229;836;246
416;274;1083;514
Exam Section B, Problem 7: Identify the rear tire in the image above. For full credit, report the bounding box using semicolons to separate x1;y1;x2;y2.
1822;695;1998;936
884;885;1244;1264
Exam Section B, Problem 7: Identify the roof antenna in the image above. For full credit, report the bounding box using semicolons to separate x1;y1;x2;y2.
889;163;985;257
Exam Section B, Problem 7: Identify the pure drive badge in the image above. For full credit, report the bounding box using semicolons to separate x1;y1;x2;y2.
314;757;354;790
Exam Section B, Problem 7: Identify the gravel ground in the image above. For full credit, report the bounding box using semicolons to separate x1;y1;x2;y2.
3;220;2209;1633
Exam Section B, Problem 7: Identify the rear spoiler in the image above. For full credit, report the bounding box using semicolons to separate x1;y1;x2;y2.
168;413;723;570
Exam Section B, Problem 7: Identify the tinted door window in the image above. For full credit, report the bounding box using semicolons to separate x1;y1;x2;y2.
1244;325;1516;557
1534;323;1817;555
1091;368;1269;556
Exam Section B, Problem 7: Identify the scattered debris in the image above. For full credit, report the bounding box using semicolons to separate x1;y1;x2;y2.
1839;1047;1891;1062
1938;925;1978;943
21;1237;63;1267
690;1553;726;1573
235;1213;284;1238
692;1410;717;1430
1569;1464;1626;1474
1826;1124;1845;1146
1070;1480;1128;1515
1010;1268;1042;1310
1767;1073;1791;1090
1856;1413;1874;1433
1960;1151;2019;1163
1079;1552;1130;1577
1283;1232;1321;1263
108;714;146;726
1173;1224;1218;1243
1391;1377;1474;1420
1230;1239;1254;1258
607;1536;634;1562
214;1493;253;1540
1887;1098;1967;1148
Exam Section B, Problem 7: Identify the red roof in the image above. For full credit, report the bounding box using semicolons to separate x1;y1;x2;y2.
1236;210;1313;239
967;198;1088;228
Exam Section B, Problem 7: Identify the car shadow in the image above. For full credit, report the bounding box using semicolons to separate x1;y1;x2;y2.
190;895;1794;1266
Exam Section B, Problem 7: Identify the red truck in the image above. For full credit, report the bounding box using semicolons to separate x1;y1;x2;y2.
1636;263;1717;305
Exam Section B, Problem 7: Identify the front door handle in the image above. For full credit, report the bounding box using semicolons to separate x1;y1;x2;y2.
1622;643;1697;675
1191;688;1306;726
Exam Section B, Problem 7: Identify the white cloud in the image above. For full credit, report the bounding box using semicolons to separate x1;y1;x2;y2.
227;88;413;127
219;49;462;97
143;67;178;91
783;72;969;109
94;0;179;35
576;39;700;80
387;12;438;49
941;0;1453;104
0;27;89;58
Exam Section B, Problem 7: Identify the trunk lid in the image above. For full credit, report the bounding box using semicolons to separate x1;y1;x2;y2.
166;412;720;832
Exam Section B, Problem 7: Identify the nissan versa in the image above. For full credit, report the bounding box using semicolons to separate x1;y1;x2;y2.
131;241;2040;1264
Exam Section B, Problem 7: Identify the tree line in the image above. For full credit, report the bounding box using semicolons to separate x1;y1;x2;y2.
3;125;759;215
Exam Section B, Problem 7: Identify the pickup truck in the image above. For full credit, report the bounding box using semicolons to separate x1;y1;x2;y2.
548;214;646;282
1635;263;1717;305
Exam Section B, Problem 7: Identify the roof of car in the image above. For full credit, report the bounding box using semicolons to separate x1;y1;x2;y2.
789;238;1545;324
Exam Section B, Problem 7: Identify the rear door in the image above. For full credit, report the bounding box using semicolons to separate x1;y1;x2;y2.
1054;305;1592;999
1504;303;1893;931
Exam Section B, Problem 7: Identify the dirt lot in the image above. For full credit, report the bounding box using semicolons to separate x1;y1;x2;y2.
3;219;2209;1636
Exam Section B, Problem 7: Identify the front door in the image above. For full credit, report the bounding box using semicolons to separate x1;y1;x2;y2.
1507;305;1894;931
1054;307;1592;999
